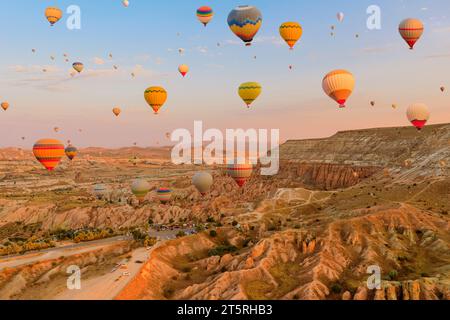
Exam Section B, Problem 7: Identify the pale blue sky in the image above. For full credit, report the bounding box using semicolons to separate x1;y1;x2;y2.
0;0;449;147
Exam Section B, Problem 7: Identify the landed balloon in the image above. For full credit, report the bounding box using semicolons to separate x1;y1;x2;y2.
65;145;78;161
1;102;9;111
399;18;424;50
192;172;213;196
72;62;84;73
407;103;430;131
113;107;121;117
144;86;167;114
156;188;172;204
228;5;262;46
227;163;253;188
131;179;150;203
279;22;303;50
239;82;262;108
45;7;63;26
322;70;355;108
178;64;189;77
93;184;109;199
197;6;214;27
33;139;65;171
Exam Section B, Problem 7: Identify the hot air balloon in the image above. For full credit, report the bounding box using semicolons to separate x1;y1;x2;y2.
72;62;84;73
392;104;398;109
227;163;253;188
322;70;355;108
54;127;60;133
337;12;344;23
45;7;63;26
178;64;189;77
21;137;26;141
192;172;213;196
238;82;262;108
113;107;121;117
279;22;303;50
1;102;9;111
440;86;445;93
355;34;359;38
331;25;335;31
32;49;36;53
399;18;424;50
109;53;113;59
131;72;135;78
50;56;55;61
166;132;171;139
178;48;185;55
144;86;167;114
93;184;109;199
227;5;262;46
197;6;214;27
156;188;172;204
65;145;78;161
43;69;47;73
33;139;65;171
370;101;376;107
131;179;150;203
123;0;129;8
113;65;118;70
407;103;430;131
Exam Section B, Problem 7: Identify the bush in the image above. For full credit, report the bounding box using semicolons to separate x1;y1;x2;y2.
231;221;238;227
209;230;218;238
206;217;215;223
388;270;398;280
208;245;238;257
331;283;343;294
176;231;186;238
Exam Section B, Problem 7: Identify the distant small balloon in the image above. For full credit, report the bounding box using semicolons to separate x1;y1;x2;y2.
1;102;9;111
440;86;445;92
122;0;129;8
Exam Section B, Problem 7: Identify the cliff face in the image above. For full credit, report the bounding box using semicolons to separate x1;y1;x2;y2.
280;124;449;169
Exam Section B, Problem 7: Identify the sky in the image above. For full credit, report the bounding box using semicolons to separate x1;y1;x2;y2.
0;0;449;148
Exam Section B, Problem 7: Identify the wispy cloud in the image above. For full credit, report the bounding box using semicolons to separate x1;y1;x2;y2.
93;57;105;65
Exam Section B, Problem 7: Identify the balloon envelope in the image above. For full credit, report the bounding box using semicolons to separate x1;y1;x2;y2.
1;102;9;111
197;6;214;26
178;64;189;77
72;62;84;73
322;70;355;108
65;145;78;161
407;103;430;130
113;107;121;117
33;139;65;171
156;188;172;203
131;179;151;203
227;5;262;46
192;172;214;195
399;18;424;50
279;22;303;50
45;7;63;26
239;82;262;108
144;86;167;114
227;163;253;187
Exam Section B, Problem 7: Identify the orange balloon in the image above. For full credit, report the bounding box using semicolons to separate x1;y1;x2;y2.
33;139;65;171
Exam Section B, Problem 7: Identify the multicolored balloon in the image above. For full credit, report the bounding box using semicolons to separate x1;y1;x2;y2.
227;163;253;188
322;70;355;108
65;145;78;161
238;82;262;108
227;5;262;46
131;179;151;203
144;86;167;114
192;172;213;196
45;7;63;26
178;64;189;77
407;103;430;131
156;188;172;204
197;6;214;27
33;139;65;171
399;18;424;50
279;22;303;50
72;62;84;73
1;102;9;111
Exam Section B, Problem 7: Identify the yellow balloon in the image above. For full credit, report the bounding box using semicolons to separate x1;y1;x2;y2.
144;86;167;114
238;82;262;108
45;7;63;26
280;22;303;50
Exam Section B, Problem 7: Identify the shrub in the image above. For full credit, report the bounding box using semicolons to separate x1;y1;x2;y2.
209;230;218;238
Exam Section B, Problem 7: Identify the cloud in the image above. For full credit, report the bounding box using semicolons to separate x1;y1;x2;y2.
93;57;105;65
